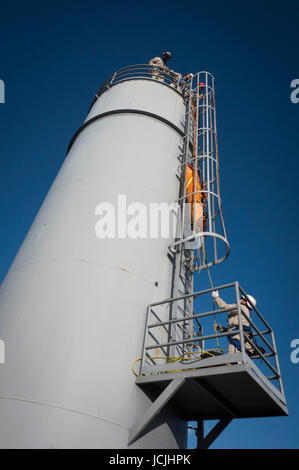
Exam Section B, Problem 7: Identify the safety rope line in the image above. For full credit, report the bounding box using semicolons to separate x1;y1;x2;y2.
201;242;221;349
212;90;226;235
132;349;224;377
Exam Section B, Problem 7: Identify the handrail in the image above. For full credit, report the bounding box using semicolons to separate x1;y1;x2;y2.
147;306;236;329
88;63;184;113
145;329;240;352
140;281;283;395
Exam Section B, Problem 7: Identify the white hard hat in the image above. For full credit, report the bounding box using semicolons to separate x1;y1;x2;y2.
242;294;256;308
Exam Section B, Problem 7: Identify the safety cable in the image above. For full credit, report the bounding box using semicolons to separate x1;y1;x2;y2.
201;242;221;349
212;90;226;235
132;348;224;377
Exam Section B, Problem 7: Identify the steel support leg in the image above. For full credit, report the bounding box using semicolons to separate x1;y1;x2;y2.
128;378;186;446
197;418;233;449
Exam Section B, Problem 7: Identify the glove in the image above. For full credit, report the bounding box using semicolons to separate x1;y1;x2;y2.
212;290;219;299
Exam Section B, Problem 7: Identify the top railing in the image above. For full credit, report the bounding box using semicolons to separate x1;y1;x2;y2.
88;64;185;112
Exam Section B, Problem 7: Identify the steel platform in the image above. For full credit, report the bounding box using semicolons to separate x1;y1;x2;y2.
129;354;288;446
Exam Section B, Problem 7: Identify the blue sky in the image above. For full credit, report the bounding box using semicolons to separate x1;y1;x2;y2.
0;0;298;449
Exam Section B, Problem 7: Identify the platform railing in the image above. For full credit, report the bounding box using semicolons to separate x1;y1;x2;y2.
139;282;284;396
88;64;184;112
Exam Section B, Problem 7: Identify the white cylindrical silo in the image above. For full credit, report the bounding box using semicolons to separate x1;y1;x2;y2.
0;74;188;448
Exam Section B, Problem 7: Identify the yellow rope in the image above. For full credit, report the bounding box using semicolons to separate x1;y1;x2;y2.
132;349;224;377
201;242;221;348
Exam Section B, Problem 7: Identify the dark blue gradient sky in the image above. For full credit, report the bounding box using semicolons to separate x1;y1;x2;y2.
0;0;298;449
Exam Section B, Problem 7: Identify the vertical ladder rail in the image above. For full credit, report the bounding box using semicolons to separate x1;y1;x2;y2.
169;72;229;270
168;90;193;359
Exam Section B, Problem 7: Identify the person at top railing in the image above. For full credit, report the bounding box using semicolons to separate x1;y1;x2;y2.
149;51;181;88
211;290;261;357
149;51;172;68
149;51;170;82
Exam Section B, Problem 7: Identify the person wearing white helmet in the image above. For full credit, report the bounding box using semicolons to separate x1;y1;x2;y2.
211;290;257;355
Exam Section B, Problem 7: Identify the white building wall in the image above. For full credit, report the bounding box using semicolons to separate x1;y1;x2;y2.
0;79;187;448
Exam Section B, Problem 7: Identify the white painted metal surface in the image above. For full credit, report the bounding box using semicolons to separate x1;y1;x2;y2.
0;79;187;448
86;79;185;130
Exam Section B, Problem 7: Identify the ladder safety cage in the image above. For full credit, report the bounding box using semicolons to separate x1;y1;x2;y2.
170;71;230;270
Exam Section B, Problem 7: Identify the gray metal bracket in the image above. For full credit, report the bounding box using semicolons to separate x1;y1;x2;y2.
196;418;233;449
128;378;186;446
192;378;234;449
